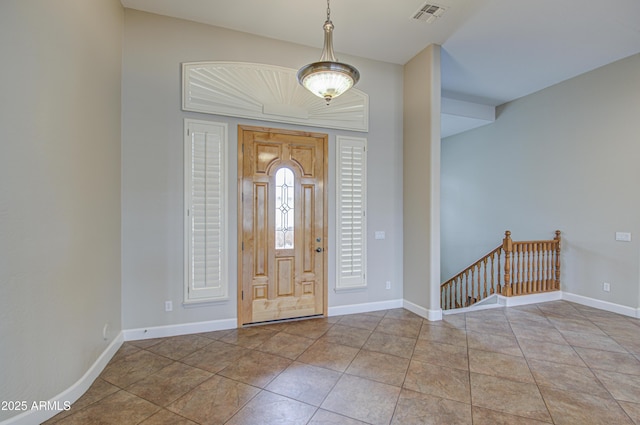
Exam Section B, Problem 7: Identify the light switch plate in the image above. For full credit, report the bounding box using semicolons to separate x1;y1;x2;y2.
615;232;632;242
374;231;386;240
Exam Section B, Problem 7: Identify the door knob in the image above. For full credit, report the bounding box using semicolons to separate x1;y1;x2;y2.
316;247;323;253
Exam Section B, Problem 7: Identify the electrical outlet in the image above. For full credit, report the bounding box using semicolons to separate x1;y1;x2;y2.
385;281;391;290
603;282;610;292
165;300;173;312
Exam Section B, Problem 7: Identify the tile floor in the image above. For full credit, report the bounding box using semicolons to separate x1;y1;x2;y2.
44;301;640;424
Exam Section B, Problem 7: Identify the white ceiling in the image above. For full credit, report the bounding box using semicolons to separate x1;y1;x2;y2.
121;0;640;132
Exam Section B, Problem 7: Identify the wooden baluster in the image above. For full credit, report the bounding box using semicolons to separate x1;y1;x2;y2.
524;244;527;293
454;278;458;308
549;241;553;290
512;244;517;295
528;243;531;293
520;244;524;295
522;244;531;294
468;269;473;306
483;258;488;298
522;245;527;294
464;270;470;307
530;243;535;293
490;252;500;295
452;280;456;310
473;263;482;304
516;244;521;294
454;277;459;308
531;242;540;293
543;243;547;291
451;280;455;309
440;280;455;310
548;243;551;290
476;264;480;303
497;247;502;293
449;278;460;308
541;243;545;291
521;245;525;294
518;244;526;295
544;242;548;291
480;262;483;300
525;246;528;293
548;242;553;290
476;264;481;303
476;265;480;303
510;244;515;296
536;242;541;292
554;230;561;290
502;231;512;296
546;241;551;290
515;244;521;295
470;267;476;305
472;266;476;304
542;243;547;291
518;244;524;295
532;243;536;293
540;242;545;291
520;244;525;294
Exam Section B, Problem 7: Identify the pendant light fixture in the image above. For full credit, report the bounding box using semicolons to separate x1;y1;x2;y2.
297;0;360;105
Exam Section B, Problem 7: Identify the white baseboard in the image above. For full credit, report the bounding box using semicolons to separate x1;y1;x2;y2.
402;299;442;321
443;291;563;315
1;333;124;425
123;318;237;341
562;292;640;318
440;290;639;318
503;291;562;306
327;298;442;321
328;299;403;317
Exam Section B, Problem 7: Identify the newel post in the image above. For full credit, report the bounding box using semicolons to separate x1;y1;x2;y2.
554;230;561;290
502;230;513;296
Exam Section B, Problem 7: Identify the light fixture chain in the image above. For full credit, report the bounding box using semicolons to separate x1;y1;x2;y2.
326;0;331;21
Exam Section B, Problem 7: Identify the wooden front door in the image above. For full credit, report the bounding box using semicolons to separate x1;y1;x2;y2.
238;126;327;325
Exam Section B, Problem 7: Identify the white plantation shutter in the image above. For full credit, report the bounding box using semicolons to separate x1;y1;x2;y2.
184;120;228;302
336;136;367;289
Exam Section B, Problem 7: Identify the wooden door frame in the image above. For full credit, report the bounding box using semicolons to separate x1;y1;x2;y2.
237;125;328;327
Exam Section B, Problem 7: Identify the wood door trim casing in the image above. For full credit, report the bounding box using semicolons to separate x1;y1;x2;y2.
237;125;328;327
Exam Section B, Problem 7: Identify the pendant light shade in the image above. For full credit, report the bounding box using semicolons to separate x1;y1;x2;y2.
297;1;360;104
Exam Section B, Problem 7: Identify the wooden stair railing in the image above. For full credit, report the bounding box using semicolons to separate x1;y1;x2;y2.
441;230;561;310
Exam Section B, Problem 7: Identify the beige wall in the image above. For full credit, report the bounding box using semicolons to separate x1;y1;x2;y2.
0;0;123;421
442;53;640;310
121;10;404;329
403;45;442;316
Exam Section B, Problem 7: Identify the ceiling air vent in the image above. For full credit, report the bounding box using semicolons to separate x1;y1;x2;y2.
412;3;446;23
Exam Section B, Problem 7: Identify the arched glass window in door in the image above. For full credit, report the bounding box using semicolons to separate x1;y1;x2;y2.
275;167;295;249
